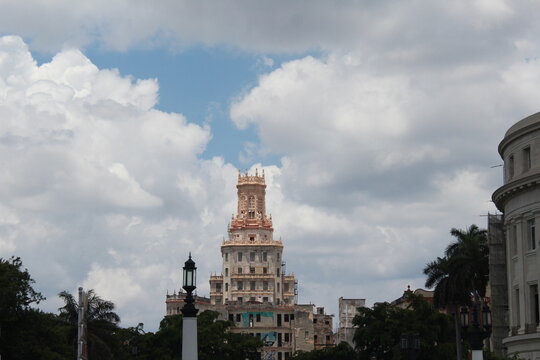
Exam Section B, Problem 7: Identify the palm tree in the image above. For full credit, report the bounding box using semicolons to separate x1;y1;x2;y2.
446;225;489;301
423;224;489;360
58;289;121;359
424;256;468;360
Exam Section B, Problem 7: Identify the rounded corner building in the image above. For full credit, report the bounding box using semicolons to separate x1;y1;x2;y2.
493;112;540;359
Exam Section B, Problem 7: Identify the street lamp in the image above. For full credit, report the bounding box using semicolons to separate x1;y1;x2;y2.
181;253;199;360
461;302;492;360
183;254;197;292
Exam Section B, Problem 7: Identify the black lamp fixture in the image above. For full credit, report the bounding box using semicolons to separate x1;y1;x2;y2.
183;253;197;290
181;253;199;318
461;301;492;354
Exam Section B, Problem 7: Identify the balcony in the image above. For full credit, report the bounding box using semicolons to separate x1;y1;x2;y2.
231;289;274;294
231;273;276;279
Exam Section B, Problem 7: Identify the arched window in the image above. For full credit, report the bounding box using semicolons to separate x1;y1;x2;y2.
249;196;255;209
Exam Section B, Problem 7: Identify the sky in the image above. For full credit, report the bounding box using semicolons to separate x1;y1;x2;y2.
1;0;540;332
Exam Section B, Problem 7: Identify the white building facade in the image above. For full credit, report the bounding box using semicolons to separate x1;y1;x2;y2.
337;297;365;347
493;112;540;359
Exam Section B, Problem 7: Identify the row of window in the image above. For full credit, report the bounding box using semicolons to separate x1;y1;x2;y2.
278;332;291;343
237;280;272;291
235;296;271;303
240;195;260;209
216;279;292;292
507;145;532;180
508;218;536;256
225;251;279;262
232;280;292;292
313;334;332;344
223;267;282;276
228;313;295;323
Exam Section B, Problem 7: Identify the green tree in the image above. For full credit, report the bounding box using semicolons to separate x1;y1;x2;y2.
445;225;489;301
423;224;489;360
424;256;467;360
198;310;261;360
3;309;74;360
140;310;263;360
148;313;183;359
352;294;454;360
58;289;121;359
0;257;73;360
291;342;357;360
0;257;45;322
115;323;156;360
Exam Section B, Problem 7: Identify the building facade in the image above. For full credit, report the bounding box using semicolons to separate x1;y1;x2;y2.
209;170;297;307
165;291;213;315
167;170;335;360
336;297;365;347
313;307;334;350
493;112;540;359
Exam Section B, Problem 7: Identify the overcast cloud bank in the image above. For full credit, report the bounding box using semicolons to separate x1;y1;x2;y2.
1;1;540;330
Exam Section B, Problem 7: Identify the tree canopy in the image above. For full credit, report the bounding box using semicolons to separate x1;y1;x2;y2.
0;256;44;321
0;257;72;360
134;310;262;360
352;293;455;360
423;224;489;360
0;255;263;360
291;342;357;360
58;289;122;359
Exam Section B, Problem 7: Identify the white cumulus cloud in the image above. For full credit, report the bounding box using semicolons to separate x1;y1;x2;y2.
0;36;240;329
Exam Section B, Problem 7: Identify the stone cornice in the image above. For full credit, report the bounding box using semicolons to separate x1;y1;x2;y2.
221;240;283;248
492;170;540;211
499;116;540;156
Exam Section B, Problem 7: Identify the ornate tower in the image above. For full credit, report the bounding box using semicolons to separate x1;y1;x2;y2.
209;170;297;306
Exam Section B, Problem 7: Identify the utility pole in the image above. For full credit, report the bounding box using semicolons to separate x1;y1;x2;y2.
77;287;88;360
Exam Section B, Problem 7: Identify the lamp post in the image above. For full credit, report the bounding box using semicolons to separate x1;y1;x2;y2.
400;333;420;360
460;302;492;360
181;253;199;360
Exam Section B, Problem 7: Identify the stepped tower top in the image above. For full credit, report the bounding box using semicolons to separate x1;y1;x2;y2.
229;169;273;232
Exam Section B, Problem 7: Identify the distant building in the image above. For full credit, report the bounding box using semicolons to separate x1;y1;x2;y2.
493;112;540;359
337;297;365;347
209;169;296;307
165;291;212;315
391;286;434;309
166;170;335;360
313;307;334;350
